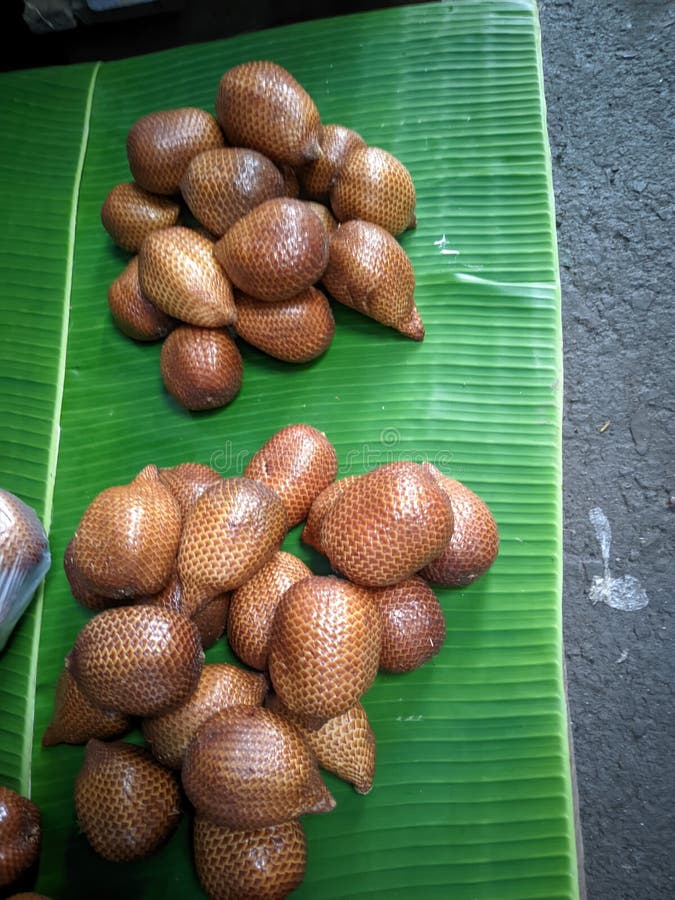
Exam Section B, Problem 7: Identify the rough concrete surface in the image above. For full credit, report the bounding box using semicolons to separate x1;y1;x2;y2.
540;1;675;898
3;0;674;897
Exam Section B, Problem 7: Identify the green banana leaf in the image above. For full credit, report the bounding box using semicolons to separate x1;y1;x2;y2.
0;1;577;897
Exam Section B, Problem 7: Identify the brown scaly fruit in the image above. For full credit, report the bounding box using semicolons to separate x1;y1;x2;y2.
108;256;175;342
182;706;335;829
42;669;132;747
233;286;335;364
101;182;180;252
213;198;329;303
193;817;306;900
127;107;224;195
158;462;223;521
300;474;358;553
244;424;338;528
268;695;375;795
330;145;416;236
227;551;312;670
278;163;300;198
268;575;382;725
160;325;243;411
0;786;41;889
177;477;287;616
194;816;307;900
180;147;285;236
418;463;499;586
319;462;454;587
365;576;446;672
216;61;322;167
322;219;424;340
75;740;181;862
304;200;338;234
64;465;181;603
142;663;267;770
299;124;365;200
66;605;204;717
138;226;236;327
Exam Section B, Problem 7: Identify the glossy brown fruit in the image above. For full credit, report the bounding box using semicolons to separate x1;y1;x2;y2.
300;474;358;554
138;226;236;327
127;107;224;195
160;325;243;411
418;464;499;586
213;198;329;303
177;477;287;616
300;124;365;200
244;424;338;527
42;669;132;747
322;219;424;340
158;462;223;521
101;181;180;252
66;605;204;717
278;163;300;198
320;462;454;587
366;576;446;672
180;147;285;236
75;740;181;862
192;592;231;649
304;200;338;234
268;575;382;724
330;145;416;235
143;663;266;770
216;61;322;167
268;695;375;794
233;286;335;364
0;786;41;889
64;465;181;602
182;706;334;828
194;817;306;900
227;551;312;670
108;256;175;342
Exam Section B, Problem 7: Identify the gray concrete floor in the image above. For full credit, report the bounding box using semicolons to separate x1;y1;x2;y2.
4;1;674;897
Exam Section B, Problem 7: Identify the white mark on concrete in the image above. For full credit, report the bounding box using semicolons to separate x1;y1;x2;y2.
588;507;649;611
615;649;629;664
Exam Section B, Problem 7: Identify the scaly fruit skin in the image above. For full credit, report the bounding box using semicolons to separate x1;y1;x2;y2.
216;61;322;168
300;124;365;200
300;475;358;553
127;107;224;195
101;181;180;252
419;464;499;587
158;462;223;521
177;477;287;616
138;226;236;327
42;669;131;747
182;706;335;829
64;465;181;602
233;286;335;364
320;462;454;587
160;325;243;411
330;145;416;236
364;576;446;673
0;786;41;889
277;163;300;198
322;219;424;340
180;147;285;236
268;695;376;795
213;198;329;303
193;817;306;900
142;663;267;770
304;201;338;234
244;424;338;527
268;575;382;724
66;605;204;717
75;740;181;862
108;256;175;342
227;551;312;670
